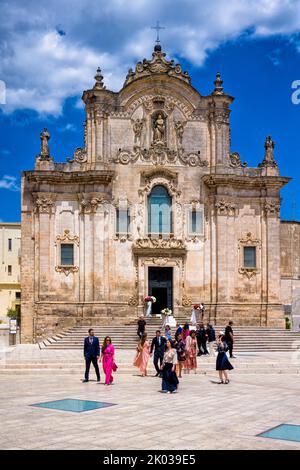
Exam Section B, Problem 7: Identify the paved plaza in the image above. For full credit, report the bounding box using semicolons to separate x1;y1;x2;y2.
1;346;300;450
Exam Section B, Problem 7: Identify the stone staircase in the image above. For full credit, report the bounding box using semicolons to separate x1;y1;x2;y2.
39;317;300;352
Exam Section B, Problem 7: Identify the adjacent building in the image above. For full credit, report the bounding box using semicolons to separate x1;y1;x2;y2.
0;222;21;322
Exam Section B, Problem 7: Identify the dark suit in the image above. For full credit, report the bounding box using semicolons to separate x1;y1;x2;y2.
84;336;100;381
150;336;166;374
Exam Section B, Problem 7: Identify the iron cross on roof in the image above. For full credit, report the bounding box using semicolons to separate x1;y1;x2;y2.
151;21;165;45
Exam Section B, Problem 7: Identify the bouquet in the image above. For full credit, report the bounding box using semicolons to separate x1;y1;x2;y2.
161;308;172;316
144;296;156;303
193;304;201;310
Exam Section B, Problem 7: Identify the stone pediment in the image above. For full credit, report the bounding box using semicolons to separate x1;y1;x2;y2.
124;46;191;87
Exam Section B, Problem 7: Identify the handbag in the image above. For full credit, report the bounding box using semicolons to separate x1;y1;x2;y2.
112;362;118;372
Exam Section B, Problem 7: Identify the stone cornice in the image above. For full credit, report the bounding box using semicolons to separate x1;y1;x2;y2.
24;170;115;185
202;174;291;190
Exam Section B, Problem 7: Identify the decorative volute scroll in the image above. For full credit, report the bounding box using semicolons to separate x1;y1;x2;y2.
67;147;87;164
128;294;139;306
182;293;192;307
114;146;207;167
229;152;248;168
124;45;191;87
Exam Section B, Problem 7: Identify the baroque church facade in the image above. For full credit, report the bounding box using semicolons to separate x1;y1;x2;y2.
21;44;292;343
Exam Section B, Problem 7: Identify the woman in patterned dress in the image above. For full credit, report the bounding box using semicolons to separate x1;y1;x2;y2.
184;330;198;374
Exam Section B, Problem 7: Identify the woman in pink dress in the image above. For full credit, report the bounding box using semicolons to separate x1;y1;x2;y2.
184;330;198;374
133;333;150;377
101;336;115;385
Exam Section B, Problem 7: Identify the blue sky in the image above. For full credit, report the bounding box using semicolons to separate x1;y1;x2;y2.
0;0;300;222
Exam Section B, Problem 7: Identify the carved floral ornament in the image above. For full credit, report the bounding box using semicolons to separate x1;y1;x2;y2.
56;229;79;246
55;265;79;276
114;145;207;167
133;238;185;250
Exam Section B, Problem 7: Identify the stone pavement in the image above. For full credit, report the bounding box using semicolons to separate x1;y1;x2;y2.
1;347;300;449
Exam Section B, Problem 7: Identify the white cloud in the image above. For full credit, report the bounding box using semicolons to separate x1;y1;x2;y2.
58;122;77;132
0;175;20;192
0;0;300;115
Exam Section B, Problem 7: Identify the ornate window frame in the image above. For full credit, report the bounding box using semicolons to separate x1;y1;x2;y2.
138;169;181;239
186;201;204;241
113;198;133;242
238;232;261;279
55;229;79;276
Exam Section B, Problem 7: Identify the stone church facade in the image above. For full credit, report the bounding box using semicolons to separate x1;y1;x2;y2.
21;44;291;343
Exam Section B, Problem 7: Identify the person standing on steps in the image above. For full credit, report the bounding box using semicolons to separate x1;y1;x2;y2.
196;322;209;356
82;328;100;383
137;315;146;339
150;330;166;377
206;323;216;355
225;321;236;358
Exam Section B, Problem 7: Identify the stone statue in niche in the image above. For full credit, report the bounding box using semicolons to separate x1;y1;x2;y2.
153;114;165;144
132;119;144;144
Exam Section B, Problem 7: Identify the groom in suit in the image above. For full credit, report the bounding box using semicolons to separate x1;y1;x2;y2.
150;330;166;377
83;328;100;383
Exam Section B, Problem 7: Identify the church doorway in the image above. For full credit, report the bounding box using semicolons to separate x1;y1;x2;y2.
148;267;173;315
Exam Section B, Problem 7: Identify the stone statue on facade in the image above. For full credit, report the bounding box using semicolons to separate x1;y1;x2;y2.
153;114;165;143
259;135;277;168
265;135;275;161
40;128;51;158
175;121;185;145
132;119;144;143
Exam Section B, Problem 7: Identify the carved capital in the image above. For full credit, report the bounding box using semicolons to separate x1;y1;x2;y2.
264;200;280;217
215;198;237;216
33;197;55;214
